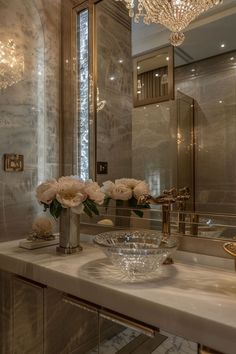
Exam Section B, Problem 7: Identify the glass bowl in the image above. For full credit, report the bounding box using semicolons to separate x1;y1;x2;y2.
106;244;168;276
93;230;178;277
93;230;163;249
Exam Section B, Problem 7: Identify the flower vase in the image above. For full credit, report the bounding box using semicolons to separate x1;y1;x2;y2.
57;208;83;254
115;200;131;228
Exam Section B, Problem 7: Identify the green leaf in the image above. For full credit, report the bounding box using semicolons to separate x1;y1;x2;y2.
83;201;93;218
86;199;99;216
50;199;62;219
129;196;138;208
103;197;111;210
116;199;124;207
132;209;144;218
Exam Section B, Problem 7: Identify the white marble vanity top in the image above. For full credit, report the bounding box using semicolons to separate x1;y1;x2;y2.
0;239;235;353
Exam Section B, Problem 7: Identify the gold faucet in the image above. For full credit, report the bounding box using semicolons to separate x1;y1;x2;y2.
138;187;190;237
138;187;190;264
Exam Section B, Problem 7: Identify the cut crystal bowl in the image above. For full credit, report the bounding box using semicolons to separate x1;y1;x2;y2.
93;230;178;277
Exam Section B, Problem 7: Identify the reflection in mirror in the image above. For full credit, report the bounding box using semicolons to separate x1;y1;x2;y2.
93;0;236;242
133;47;174;106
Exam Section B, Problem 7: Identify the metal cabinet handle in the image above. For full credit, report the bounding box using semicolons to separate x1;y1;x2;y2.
62;294;99;314
14;275;46;290
99;309;157;338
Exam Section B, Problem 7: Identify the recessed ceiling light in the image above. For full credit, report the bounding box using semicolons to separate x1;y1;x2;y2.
230;57;234;61
219;100;223;104
137;66;141;70
110;76;115;81
220;43;225;48
155;73;159;77
166;56;170;61
137;90;141;94
156;104;160;108
191;69;196;72
118;59;123;64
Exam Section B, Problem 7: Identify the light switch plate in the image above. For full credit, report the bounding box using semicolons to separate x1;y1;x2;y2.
3;154;24;172
97;161;108;174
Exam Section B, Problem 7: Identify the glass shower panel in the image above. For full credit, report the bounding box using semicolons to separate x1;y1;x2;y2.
76;9;89;180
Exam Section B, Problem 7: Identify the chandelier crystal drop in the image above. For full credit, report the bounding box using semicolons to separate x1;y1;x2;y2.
0;39;24;91
117;0;223;46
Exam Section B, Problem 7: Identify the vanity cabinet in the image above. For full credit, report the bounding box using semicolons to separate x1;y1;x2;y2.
0;270;198;354
44;289;99;354
13;277;44;354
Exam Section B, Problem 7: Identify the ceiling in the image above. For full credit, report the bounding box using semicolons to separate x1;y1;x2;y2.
132;0;236;66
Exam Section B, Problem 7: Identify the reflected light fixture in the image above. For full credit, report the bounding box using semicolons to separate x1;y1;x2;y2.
116;0;223;46
0;39;24;91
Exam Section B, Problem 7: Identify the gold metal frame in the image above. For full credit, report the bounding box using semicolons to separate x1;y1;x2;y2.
133;46;174;107
61;1;236;260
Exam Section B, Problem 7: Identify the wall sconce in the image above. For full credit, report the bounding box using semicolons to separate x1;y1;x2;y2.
0;39;24;91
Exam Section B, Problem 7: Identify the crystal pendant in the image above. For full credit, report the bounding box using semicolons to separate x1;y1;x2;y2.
169;32;185;46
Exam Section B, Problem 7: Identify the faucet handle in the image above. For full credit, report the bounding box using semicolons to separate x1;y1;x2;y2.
223;242;236;257
176;186;191;201
163;187;178;198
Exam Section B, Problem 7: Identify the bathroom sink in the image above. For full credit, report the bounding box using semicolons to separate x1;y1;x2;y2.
93;230;178;277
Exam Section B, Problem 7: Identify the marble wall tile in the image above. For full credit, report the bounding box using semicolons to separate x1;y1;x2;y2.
176;51;236;213
0;0;61;242
96;0;132;184
132;101;178;196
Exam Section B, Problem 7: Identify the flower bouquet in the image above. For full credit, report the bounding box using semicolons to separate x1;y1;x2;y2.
36;176;105;219
36;176;105;253
101;178;150;217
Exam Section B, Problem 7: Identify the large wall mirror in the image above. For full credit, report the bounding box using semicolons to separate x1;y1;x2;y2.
69;0;236;244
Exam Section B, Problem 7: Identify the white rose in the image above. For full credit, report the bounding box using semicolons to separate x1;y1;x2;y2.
101;180;116;198
36;179;58;205
111;184;132;200
133;181;150;199
56;177;87;208
115;178;141;189
84;181;105;205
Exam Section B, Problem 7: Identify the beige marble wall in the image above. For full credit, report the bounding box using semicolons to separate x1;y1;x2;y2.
176;51;236;213
132;102;178;196
96;0;132;184
0;0;61;241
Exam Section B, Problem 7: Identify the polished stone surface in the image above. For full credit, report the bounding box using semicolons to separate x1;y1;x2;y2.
0;240;235;353
0;0;61;242
96;0;132;184
176;51;236;214
132;101;178;197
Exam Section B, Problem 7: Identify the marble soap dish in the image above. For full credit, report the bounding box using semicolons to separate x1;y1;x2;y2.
19;234;59;250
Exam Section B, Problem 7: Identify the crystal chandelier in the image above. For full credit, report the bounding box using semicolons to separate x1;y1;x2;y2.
117;0;223;46
0;39;24;91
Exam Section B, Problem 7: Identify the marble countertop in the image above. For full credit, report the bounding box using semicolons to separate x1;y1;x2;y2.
0;239;235;353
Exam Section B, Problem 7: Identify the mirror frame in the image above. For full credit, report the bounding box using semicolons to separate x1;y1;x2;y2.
61;0;234;261
133;46;174;107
